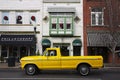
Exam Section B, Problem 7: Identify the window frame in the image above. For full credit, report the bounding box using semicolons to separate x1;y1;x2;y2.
49;13;73;36
91;7;104;26
16;12;23;24
2;12;9;24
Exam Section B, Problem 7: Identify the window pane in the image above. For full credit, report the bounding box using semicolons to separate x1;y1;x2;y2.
59;23;64;29
2;12;9;24
16;12;23;24
98;14;102;25
59;18;64;29
66;18;72;29
1;46;7;57
51;18;57;29
67;24;71;29
52;24;56;29
92;14;96;25
30;12;36;24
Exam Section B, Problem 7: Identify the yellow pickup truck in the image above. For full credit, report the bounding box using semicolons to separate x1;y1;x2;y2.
20;48;103;76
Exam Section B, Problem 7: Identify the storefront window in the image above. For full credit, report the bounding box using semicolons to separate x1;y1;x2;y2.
1;46;7;57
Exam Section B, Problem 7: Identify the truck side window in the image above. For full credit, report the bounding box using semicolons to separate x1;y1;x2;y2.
48;50;57;56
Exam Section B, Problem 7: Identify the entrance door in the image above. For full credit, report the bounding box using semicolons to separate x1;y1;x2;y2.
73;46;81;56
9;46;18;57
53;43;70;56
20;46;27;58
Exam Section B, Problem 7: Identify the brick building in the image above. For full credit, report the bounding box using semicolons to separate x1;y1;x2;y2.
84;0;120;63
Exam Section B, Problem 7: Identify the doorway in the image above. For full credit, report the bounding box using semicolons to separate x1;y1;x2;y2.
20;46;27;58
53;43;70;56
73;46;81;56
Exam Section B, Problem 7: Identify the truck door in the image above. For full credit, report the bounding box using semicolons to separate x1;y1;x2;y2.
42;50;61;69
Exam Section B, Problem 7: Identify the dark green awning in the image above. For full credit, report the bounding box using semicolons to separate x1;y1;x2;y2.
73;39;82;46
42;39;51;46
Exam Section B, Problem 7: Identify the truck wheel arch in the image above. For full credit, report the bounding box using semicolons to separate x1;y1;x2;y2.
24;64;38;69
77;63;91;70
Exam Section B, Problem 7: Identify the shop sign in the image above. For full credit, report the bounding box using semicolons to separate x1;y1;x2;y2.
1;37;33;42
0;35;36;45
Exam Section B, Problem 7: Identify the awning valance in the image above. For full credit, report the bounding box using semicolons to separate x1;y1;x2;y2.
42;39;51;46
73;39;82;46
48;7;76;13
87;32;120;46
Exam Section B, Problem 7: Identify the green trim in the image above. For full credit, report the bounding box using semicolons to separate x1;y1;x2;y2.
49;15;74;36
73;39;82;46
42;39;51;46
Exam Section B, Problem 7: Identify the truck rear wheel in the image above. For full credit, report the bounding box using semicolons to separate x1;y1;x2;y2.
77;64;90;76
25;65;37;75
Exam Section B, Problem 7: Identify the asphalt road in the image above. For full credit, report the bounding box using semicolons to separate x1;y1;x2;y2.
0;68;120;80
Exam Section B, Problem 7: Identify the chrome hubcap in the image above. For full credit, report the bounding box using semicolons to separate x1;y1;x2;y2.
28;67;34;73
81;67;88;74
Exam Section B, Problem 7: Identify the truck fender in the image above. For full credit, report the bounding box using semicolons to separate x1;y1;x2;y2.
76;63;91;70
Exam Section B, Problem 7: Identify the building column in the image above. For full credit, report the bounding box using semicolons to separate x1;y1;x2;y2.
23;11;29;24
0;11;2;24
70;43;73;56
9;11;16;24
28;47;30;56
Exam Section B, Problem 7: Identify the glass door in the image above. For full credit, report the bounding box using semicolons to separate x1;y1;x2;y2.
53;43;70;56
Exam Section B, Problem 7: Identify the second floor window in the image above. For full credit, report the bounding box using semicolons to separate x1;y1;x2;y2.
51;18;57;29
30;12;36;24
16;12;23;24
50;13;73;36
50;13;73;30
91;7;104;26
2;12;9;24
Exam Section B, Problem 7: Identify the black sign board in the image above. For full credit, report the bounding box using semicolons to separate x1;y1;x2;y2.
0;35;36;45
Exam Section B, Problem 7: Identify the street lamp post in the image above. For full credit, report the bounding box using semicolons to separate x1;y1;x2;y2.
31;19;37;55
34;26;37;55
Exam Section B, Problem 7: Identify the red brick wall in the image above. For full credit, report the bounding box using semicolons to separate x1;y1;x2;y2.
83;0;120;63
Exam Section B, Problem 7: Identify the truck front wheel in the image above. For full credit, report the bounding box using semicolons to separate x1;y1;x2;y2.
77;64;90;76
25;65;37;75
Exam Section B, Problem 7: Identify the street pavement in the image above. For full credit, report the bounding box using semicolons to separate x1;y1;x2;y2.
0;67;120;80
0;63;120;80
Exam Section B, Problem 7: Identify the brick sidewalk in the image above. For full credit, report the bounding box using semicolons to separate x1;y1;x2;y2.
0;62;20;69
104;63;120;67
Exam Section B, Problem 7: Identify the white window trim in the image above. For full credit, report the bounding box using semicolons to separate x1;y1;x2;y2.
91;8;104;26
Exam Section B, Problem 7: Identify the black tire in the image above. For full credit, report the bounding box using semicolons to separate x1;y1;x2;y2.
77;64;90;76
25;65;37;76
